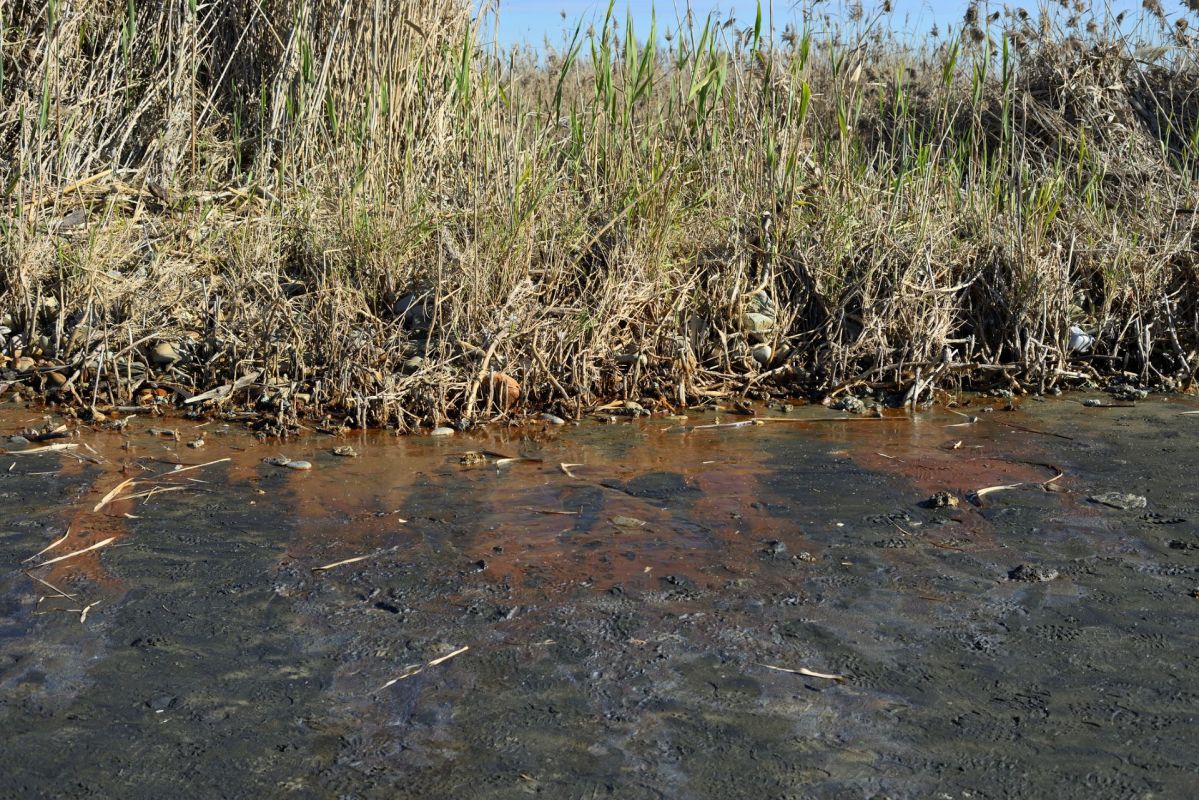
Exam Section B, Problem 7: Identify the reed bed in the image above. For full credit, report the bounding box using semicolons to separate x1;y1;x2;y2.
2;1;1197;430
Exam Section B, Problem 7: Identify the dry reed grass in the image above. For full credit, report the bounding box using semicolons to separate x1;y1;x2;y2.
2;1;1197;431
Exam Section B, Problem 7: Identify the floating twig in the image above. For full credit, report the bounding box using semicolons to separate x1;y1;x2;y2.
23;527;71;563
79;601;100;623
312;548;395;572
373;645;470;694
33;537;116;568
560;463;582;479
93;477;139;511
25;572;76;600
969;483;1024;505
761;663;846;682
8;443;79;456
155;456;231;478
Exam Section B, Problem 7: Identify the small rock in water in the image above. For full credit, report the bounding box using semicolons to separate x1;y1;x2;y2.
332;445;358;457
829;395;866;414
459;451;487;466
429;427;455;437
762;540;787;557
540;413;566;425
751;343;773;366
924;491;959;509
1107;384;1148;402
1008;563;1060;582
1082;398;1104;407
1089;492;1147;510
263;455;310;470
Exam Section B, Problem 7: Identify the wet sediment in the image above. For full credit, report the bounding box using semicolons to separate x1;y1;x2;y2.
1;397;1197;798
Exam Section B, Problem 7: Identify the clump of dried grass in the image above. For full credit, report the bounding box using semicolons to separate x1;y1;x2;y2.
2;2;1197;431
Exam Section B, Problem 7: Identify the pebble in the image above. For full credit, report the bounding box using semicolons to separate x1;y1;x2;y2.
1008;563;1060;582
332;446;358;457
263;456;310;470
751;343;772;366
1089;492;1147;510
540;413;566;425
829;395;866;414
925;490;959;509
430;427;455;436
742;312;775;334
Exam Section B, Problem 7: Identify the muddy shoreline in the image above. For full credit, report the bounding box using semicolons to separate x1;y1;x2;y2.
2;396;1197;798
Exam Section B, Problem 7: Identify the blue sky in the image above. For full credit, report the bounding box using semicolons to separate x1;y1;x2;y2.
492;1;1151;47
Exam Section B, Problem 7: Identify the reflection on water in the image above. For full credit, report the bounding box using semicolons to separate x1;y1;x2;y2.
1;397;1197;798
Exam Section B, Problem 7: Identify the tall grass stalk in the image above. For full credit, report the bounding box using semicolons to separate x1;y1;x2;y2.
1;1;1197;429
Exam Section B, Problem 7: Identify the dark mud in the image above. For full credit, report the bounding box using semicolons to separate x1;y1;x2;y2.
1;397;1198;799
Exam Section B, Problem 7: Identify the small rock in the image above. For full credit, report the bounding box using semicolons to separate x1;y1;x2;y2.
187;437;205;449
751;343;772;366
1082;398;1104;407
146;695;177;712
460;451;486;466
1107;384;1148;402
742;312;775;335
745;291;776;317
13;356;36;373
263;456;294;467
1089;492;1147;510
401;356;424;373
332;445;358;457
8;435;30;446
829;395;866;414
1008;563;1060;582
924;491;959;509
429;427;455;437
394;293;431;330
284;460;312;470
540;413;566;425
614;352;647;367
